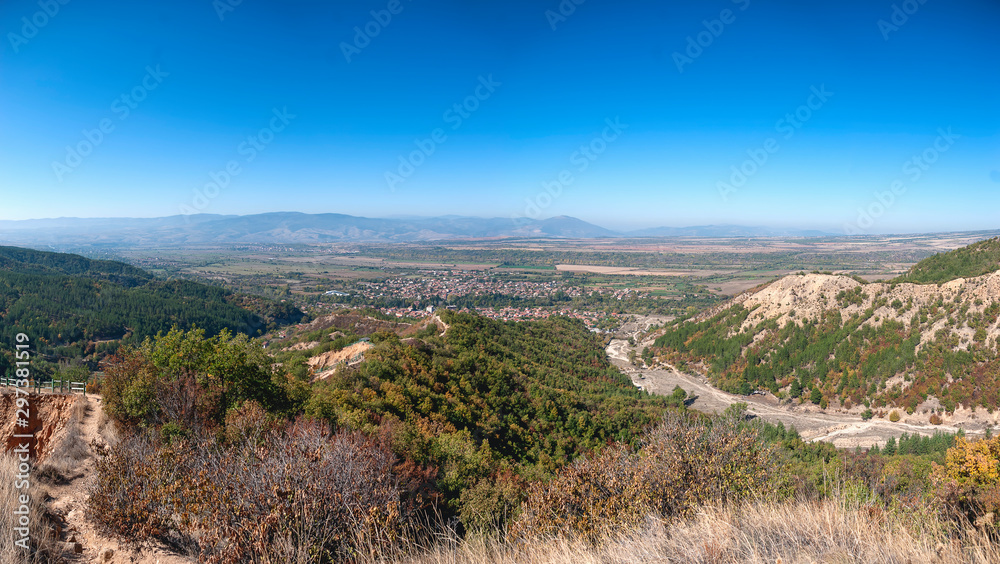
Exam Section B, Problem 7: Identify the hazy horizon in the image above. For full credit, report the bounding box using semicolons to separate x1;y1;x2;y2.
3;210;1000;239
2;0;998;235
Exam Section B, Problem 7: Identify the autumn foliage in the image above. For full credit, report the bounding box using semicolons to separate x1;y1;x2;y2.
514;406;785;538
935;435;1000;524
88;416;404;563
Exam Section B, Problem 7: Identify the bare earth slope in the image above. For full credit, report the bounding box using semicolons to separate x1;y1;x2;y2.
727;271;1000;351
648;265;1000;419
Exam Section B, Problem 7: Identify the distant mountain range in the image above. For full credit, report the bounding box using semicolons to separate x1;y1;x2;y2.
0;212;835;246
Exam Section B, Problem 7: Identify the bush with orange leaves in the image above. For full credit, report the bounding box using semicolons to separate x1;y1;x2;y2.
934;434;1000;525
514;405;786;539
89;415;404;563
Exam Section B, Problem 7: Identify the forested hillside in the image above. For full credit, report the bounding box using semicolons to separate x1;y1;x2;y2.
0;245;152;285
0;245;304;363
653;240;1000;413
895;236;1000;284
89;309;988;563
301;311;678;513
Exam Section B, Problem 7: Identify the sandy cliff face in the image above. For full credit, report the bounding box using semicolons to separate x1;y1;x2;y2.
719;271;1000;352
0;392;81;461
307;341;375;381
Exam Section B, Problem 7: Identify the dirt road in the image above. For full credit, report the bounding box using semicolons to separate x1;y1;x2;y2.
608;319;985;449
44;395;193;563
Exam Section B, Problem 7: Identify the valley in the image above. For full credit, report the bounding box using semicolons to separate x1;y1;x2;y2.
9;4;999;559
46;227;998;328
608;316;985;449
3;232;1000;562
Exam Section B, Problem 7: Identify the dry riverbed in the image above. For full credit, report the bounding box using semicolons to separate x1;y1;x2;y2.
609;317;993;449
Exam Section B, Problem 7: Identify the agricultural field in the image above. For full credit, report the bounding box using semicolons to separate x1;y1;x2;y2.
78;231;996;324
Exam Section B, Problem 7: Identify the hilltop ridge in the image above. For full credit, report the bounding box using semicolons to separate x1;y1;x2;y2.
895;236;1000;284
0;246;304;365
653;237;1000;414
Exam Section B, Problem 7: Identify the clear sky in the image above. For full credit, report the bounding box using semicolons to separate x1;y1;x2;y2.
1;0;998;234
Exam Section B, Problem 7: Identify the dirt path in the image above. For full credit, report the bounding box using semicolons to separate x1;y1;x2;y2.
43;396;193;564
608;320;987;449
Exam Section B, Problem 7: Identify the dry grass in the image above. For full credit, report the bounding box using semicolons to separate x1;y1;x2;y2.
0;453;60;563
369;498;1000;564
96;404;119;447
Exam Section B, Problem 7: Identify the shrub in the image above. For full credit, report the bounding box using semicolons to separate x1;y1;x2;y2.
87;431;175;542
670;386;687;404
158;421;187;444
935;435;1000;524
514;445;641;539
89;418;405;563
975;327;988;342
457;472;525;534
223;400;276;445
930;414;943;425
889;410;901;422
514;409;785;538
100;328;292;430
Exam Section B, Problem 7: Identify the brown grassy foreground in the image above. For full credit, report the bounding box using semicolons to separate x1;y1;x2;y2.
369;498;1000;564
0;453;60;563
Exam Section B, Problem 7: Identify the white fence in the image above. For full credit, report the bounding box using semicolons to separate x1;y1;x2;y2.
0;377;88;395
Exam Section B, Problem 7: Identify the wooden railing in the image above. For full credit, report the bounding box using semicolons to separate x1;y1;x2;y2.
0;377;88;395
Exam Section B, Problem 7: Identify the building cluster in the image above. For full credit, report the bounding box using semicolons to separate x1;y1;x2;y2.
461;306;619;329
353;270;581;302
305;270;651;328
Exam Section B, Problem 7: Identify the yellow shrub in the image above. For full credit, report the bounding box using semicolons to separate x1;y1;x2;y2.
943;436;1000;489
935;435;1000;522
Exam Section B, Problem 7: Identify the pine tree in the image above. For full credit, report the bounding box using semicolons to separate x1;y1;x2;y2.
882;437;897;456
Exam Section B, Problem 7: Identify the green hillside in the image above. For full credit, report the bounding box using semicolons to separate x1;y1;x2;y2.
0;245;303;361
895;236;1000;284
95;310;683;546
0;245;152;286
301;311;679;510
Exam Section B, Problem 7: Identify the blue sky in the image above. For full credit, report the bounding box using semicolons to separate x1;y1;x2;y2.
1;0;998;234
